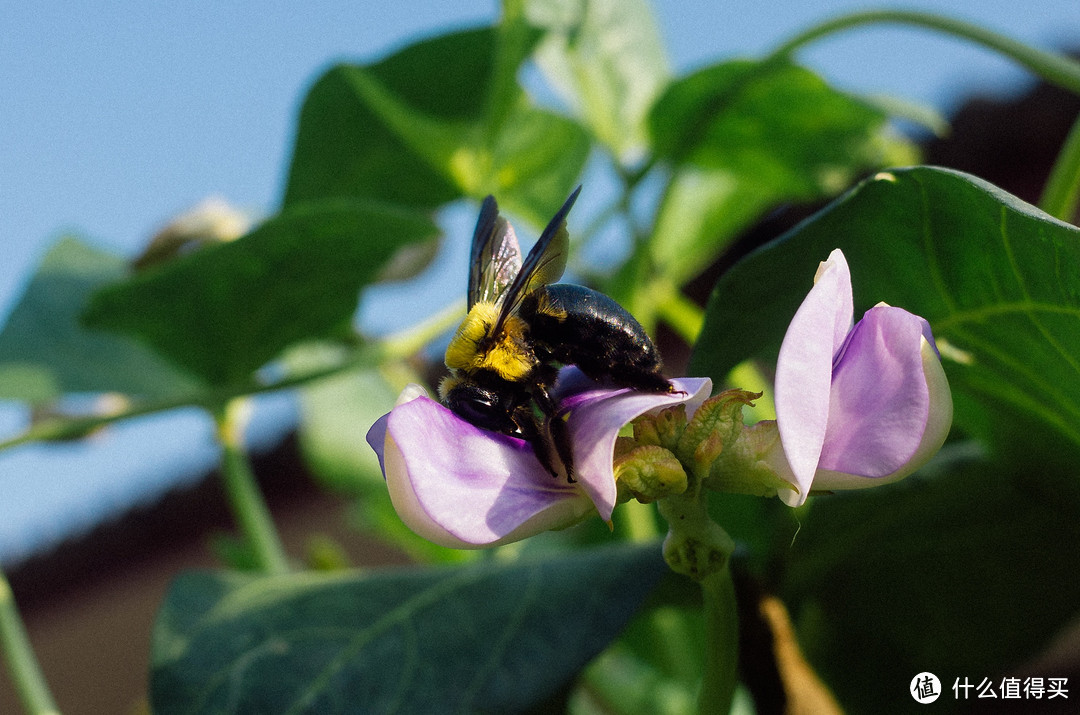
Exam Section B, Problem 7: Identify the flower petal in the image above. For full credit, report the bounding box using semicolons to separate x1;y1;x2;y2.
376;393;592;548
818;306;931;477
562;375;713;521
814;312;952;490
367;372;713;547
365;383;427;475
775;249;853;505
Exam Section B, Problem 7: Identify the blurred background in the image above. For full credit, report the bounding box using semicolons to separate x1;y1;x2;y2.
1;1;1078;711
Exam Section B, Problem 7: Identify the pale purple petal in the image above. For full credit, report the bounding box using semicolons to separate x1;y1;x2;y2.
774;249;854;504
813;323;953;491
367;412;389;474
366;383;428;476
374;394;592;548
563;375;713;521
367;372;714;546
818;306;931;477
772;249;953;506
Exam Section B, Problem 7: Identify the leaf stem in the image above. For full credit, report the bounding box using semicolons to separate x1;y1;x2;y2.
618;500;661;542
1039;111;1080;221
214;399;290;575
0;568;60;715
766;10;1080;97
0;301;464;454
698;567;739;715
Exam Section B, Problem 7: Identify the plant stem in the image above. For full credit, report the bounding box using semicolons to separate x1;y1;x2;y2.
1039;111;1080;222
698;567;739;715
618;500;661;542
0;568;59;715
767;10;1080;97
214;398;290;575
0;300;465;455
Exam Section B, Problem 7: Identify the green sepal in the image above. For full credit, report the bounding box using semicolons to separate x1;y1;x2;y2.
614;444;688;503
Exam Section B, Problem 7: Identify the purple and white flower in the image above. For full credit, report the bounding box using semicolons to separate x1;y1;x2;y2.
367;370;711;548
770;249;953;506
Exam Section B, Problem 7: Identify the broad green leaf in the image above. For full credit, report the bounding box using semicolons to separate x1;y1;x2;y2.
645;167;777;288
487;104;591;227
527;0;670;162
643;60;913;287
283;24;588;226
650;60;890;189
691;166;1080;464
283;29;490;210
487;0;543;136
84;200;439;387
0;237;200;403
150;542;668;714
782;458;1080;714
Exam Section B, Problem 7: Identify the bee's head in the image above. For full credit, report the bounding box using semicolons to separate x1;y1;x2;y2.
445;302;535;382
445;303;499;371
440;374;518;434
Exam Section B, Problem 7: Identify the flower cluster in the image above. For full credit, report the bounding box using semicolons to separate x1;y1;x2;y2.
367;373;711;548
767;249;953;506
366;249;952;547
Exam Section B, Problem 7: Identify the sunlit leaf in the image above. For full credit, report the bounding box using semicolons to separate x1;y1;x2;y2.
691;166;1080;465
283;23;588;226
528;0;670;162
650;60;888;189
84;200;439;387
0;237;200;403
645;166;777;288
283;29;490;211
642;59;910;287
488;104;591;226
150;542;667;713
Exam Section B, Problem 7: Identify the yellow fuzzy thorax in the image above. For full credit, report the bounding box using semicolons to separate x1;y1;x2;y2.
445;302;535;381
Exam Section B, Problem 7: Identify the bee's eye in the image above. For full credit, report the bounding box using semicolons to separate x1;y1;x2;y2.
447;384;516;434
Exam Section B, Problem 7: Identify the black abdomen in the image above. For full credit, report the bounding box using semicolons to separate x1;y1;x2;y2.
520;284;670;391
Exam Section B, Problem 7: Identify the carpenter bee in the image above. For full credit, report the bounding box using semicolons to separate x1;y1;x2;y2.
439;187;676;481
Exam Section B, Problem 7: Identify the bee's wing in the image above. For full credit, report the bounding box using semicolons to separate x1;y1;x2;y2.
468;196;522;309
494;186;581;328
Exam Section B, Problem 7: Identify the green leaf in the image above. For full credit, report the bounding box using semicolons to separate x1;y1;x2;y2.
579;617;701;715
643;59;909;286
645;166;777;288
487;104;592;227
150;542;667;714
528;0;670;162
283;24;588;226
691;166;1080;464
650;60;889;190
782;458;1080;714
283;29;491;210
0;237;201;403
84;200;439;387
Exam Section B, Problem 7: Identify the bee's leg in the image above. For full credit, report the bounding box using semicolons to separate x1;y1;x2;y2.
531;384;576;483
546;411;575;484
513;405;564;479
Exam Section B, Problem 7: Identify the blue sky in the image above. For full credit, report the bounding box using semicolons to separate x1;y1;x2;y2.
1;0;1077;564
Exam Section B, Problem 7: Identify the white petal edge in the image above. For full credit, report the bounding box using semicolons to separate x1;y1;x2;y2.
775;249;853;505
